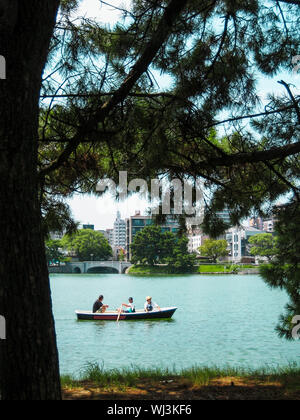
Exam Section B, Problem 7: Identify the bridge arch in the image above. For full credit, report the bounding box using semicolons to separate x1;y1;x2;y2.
68;261;132;274
121;265;130;274
87;266;119;274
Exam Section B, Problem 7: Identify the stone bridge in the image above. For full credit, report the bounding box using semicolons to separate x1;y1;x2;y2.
67;261;132;274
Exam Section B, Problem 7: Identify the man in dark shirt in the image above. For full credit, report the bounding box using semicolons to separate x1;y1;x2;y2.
93;295;109;313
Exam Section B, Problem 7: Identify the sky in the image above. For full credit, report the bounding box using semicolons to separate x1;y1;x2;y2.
66;192;149;229
65;0;300;230
73;0;131;24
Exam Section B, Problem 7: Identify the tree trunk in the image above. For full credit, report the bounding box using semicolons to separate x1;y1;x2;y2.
0;0;61;400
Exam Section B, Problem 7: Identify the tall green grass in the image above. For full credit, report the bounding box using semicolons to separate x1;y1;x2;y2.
61;362;300;389
61;363;174;388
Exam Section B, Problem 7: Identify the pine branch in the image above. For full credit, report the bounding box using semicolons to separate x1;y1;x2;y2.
39;0;190;179
263;161;300;201
205;102;299;129
278;80;300;124
39;92;189;102
197;141;300;169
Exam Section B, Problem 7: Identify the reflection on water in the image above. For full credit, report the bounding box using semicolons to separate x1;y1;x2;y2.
84;317;176;336
51;274;298;375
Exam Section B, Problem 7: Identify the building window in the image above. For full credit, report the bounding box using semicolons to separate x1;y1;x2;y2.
132;219;146;227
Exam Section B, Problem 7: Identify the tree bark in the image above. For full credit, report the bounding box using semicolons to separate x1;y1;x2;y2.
0;0;61;400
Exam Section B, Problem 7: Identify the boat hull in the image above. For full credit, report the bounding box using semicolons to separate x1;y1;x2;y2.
76;307;177;321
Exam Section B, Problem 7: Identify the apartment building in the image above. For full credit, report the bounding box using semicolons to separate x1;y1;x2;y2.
113;211;126;249
226;226;265;262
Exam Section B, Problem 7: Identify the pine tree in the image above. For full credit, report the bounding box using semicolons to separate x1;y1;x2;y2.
260;204;300;340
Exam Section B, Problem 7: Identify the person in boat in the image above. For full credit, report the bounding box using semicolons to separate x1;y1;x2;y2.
144;296;161;312
93;295;109;313
121;297;136;313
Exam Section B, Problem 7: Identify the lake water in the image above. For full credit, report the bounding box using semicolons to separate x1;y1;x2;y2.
50;274;299;375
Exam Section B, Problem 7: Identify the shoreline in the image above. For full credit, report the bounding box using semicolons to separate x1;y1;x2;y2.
48;264;261;275
61;364;300;400
127;265;260;276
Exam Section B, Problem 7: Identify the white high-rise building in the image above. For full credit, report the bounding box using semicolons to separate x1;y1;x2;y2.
113;211;126;249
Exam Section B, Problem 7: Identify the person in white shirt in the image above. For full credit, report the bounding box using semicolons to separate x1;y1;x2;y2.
121;297;136;313
144;296;161;312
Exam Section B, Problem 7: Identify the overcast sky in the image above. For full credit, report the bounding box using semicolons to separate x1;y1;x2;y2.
66;0;300;230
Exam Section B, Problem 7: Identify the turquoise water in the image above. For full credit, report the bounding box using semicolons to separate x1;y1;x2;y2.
50;274;299;375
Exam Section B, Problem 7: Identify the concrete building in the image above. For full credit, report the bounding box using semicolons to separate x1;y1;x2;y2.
188;234;203;254
106;228;114;248
187;226;203;254
226;226;265;262
263;219;275;232
249;217;264;231
113;211;126;249
249;216;275;233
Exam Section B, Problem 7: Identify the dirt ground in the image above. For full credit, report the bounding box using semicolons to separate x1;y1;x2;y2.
62;377;300;400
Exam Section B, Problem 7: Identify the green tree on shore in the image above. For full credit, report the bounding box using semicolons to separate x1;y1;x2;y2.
61;229;112;261
131;226;171;266
131;226;195;272
199;239;228;263
249;233;278;262
45;239;64;266
165;236;196;273
260;204;300;340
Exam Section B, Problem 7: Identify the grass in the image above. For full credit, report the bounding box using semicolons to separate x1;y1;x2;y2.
128;265;197;275
197;264;235;273
62;363;175;389
61;362;300;390
128;265;172;275
128;264;258;275
197;264;257;273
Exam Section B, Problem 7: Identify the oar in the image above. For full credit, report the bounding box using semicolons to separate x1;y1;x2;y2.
117;306;122;322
